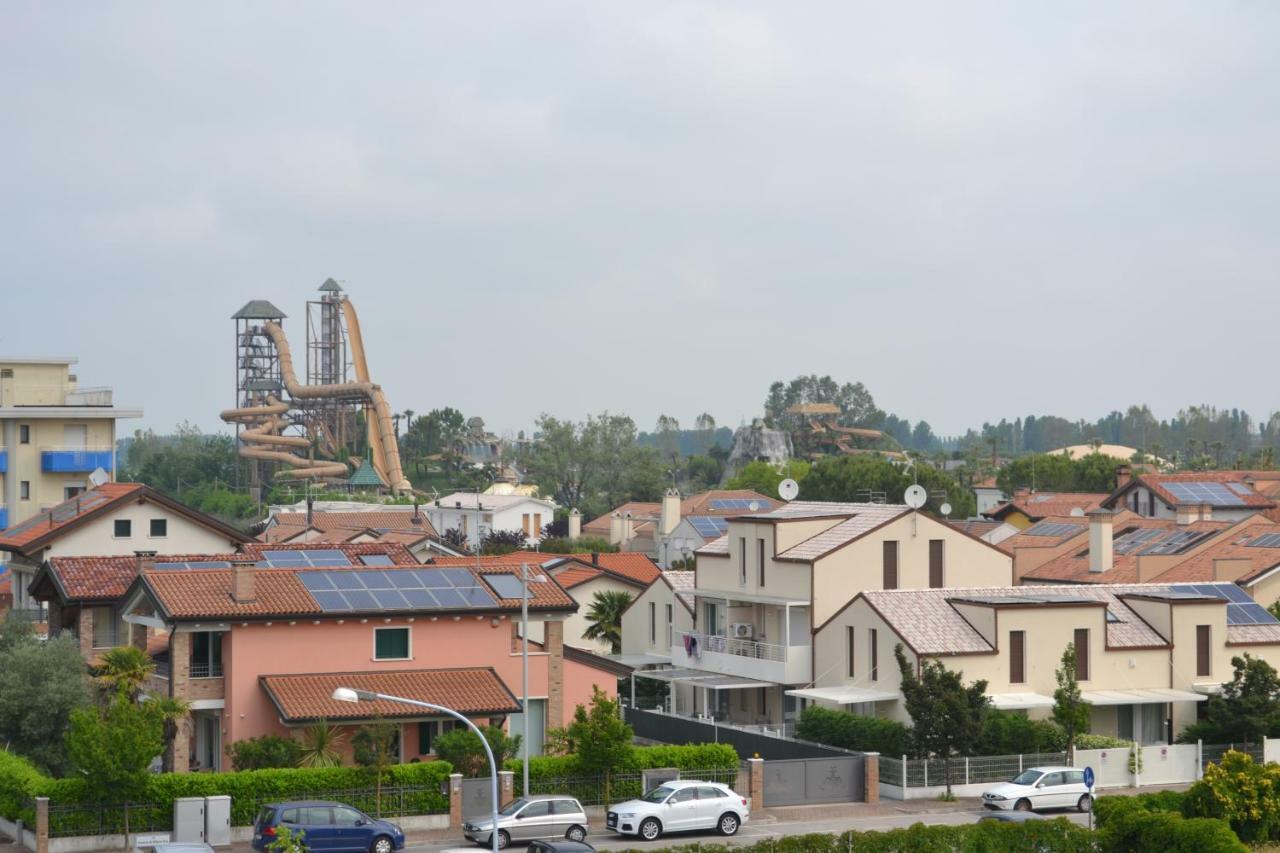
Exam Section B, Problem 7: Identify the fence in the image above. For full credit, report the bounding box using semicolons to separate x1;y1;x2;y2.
525;768;741;806
1201;741;1263;770
625;706;855;760
44;801;173;839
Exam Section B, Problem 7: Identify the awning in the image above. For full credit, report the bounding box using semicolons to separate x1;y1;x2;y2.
691;588;809;607
632;668;776;690
1080;688;1208;706
610;653;672;667
785;686;899;704
1192;683;1223;695
989;693;1056;710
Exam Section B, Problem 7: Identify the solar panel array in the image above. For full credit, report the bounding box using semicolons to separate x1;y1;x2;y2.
1227;482;1254;496
260;549;352;567
154;560;236;570
299;568;497;612
689;516;730;538
1138;530;1209;556
482;573;527;599
1176;583;1278;626
708;499;763;511
358;554;396;567
1023;522;1085;538
1163;482;1249;507
1112;528;1165;555
1247;533;1280;549
1;491;115;539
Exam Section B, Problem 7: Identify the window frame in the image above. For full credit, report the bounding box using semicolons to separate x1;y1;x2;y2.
149;518;168;538
739;537;747;585
757;538;766;587
373;625;413;661
649;601;656;646
1074;628;1090;681
113;518;132;538
1196;624;1211;677
882;541;898;589
19;481;30;501
1010;630;1026;684
870;628;879;681
18;424;30;445
929;539;944;588
847;626;856;678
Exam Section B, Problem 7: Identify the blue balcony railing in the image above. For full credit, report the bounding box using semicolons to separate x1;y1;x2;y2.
0;448;7;473
0;506;7;530
40;448;113;473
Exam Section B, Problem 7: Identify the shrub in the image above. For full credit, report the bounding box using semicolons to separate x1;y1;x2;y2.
794;707;912;756
536;536;619;555
434;725;521;777
1183;749;1280;843
973;710;1066;755
1094;790;1186;829
1101;809;1245;852
1074;733;1132;750
226;735;303;771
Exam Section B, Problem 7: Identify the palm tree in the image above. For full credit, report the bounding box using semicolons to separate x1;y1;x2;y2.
94;645;154;700
402;410;415;437
583;590;633;654
152;695;191;772
297;720;347;768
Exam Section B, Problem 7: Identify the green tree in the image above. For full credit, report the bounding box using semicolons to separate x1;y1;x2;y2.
655;415;682;464
582;590;633;654
683;455;725;491
0;633;91;775
1179;654;1280;744
297;721;347;768
352;718;399;816
93;645;154;700
1052;643;1091;756
694;413;717;456
265;823;308;853
763;375;885;429
0;609;36;652
433;724;521;778
802;455;975;517
724;460;810;498
567;687;635;806
523;412;664;516
894;644;989;795
67;694;167;845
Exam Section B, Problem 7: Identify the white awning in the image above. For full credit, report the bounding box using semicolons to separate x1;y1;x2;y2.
632;668;777;690
632;668;711;683
610;653;673;667
1192;683;1223;695
691;588;810;607
989;693;1056;710
1080;688;1208;706
785;686;899;704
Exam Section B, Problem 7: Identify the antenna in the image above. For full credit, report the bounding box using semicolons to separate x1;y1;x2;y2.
1070;507;1086;517
940;502;953;517
778;478;799;501
88;467;110;487
904;484;927;509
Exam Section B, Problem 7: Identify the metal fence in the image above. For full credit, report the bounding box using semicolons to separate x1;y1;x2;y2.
625;706;855;760
525;768;741;806
1201;742;1264;770
46;801;173;838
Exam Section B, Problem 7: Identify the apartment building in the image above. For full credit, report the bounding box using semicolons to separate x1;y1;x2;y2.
1102;468;1279;523
0;357;142;531
981;489;1108;529
637;501;1013;729
812;581;1280;744
426;492;556;550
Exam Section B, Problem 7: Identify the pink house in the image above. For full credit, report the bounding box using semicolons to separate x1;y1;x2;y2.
120;553;629;772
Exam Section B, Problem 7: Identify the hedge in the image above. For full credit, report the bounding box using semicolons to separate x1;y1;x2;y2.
1100;810;1245;853
794;707;912;756
1093;790;1186;828
504;743;739;778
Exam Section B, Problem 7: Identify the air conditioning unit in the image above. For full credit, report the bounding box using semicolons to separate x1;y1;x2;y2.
730;622;755;639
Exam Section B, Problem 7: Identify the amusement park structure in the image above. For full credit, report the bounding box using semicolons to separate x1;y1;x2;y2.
221;280;412;497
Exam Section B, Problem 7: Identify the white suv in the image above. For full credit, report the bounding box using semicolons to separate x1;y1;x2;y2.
982;766;1092;813
606;780;749;841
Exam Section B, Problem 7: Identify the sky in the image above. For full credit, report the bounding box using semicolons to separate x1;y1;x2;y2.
4;2;1280;441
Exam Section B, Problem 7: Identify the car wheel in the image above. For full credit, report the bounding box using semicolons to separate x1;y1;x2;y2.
496;830;511;850
1078;794;1093;813
565;825;587;842
639;818;662;841
1014;799;1032;812
717;813;740;836
371;836;393;853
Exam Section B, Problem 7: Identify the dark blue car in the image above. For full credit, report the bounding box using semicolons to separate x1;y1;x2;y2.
252;801;405;853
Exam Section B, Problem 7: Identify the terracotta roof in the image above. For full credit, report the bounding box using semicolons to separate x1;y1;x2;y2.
1155;523;1280;584
698;535;730;555
0;483;250;554
999;516;1093;550
583;502;661;534
777;505;908;560
1021;519;1231;585
563;645;634;676
982;492;1108;522
266;510;438;541
555;566;603;588
948;520;1004;538
580;553;661;585
260;668;520;722
246;542;420;565
1108;472;1276;510
427;551;547;567
582;491;780;533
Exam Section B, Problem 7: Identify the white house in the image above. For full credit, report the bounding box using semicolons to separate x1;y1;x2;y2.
427;492;557;551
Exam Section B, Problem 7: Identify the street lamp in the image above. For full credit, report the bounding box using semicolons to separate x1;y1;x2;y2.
331;687;501;853
518;562;548;798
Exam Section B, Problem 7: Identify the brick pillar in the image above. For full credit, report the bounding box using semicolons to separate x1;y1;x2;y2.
46;600;62;639
748;757;764;809
863;753;879;804
35;796;49;853
545;620;565;728
131;622;148;650
169;632;192;772
77;607;94;660
499;771;515;807
448;773;463;829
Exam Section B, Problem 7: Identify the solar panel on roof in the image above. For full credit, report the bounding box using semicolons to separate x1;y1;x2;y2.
1138;530;1207;556
1227;482;1254;496
153;560;236;570
302;566;505;614
372;589;410;609
261;551;308;566
1024;522;1085;538
1163;482;1248;507
690;517;729;538
401;588;439;608
330;573;366;590
458;586;498;607
1113;528;1166;555
415;570;454;588
483;574;527;599
359;554;395;567
343;590;378;610
310;590;350;610
1247;533;1280;549
440;569;477;586
432;588;467;608
300;573;336;591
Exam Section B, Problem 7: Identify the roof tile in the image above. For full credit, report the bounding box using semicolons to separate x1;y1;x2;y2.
260;668;519;721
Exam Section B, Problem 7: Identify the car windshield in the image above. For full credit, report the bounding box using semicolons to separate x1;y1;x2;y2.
641;786;677;803
1010;770;1043;786
499;798;530;817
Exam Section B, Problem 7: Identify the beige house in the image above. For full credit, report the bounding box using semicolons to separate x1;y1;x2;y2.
620;570;695;661
810;581;1280;744
545;557;652;654
638;501;1013;729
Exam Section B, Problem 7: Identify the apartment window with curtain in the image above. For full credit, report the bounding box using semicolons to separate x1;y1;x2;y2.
758;539;766;586
847;626;856;677
882;541;898;589
1196;625;1211;677
1074;628;1090;681
1010;630;1026;684
870;628;879;681
929;540;944;588
739;537;747;585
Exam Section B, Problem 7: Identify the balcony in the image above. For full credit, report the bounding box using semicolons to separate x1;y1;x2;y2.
190;662;224;679
671;630;811;685
0;448;7;473
0;504;7;529
40;447;113;473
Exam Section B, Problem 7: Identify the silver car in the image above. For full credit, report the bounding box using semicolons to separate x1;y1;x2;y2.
463;795;589;849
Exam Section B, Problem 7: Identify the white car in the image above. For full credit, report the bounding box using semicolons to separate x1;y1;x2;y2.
606;780;749;842
981;766;1092;813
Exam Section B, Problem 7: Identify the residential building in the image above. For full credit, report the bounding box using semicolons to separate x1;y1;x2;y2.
0;356;142;531
261;502;461;560
948;518;1018;546
640;501;1012;728
542;553;660;654
1102;468;1278;523
0;483;250;621
426;492;556;550
810;581;1280;744
981;489;1108;529
117;554;627;772
972;478;1006;517
619;571;696;711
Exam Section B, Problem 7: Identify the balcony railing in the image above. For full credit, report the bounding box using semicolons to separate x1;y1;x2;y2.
0;448;7;474
682;630;790;662
0;504;8;530
672;630;812;684
6;607;47;624
190;662;224;679
40;447;114;473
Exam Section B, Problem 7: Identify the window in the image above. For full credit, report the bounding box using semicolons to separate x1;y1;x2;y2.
670;787;698;803
758;687;768;716
1196;625;1211;677
847;626;856;678
92;606;121;649
1010;630;1025;684
374;626;411;660
870;628;879;681
18;425;29;445
1147;494;1156;517
279;808;300;825
191;631;223;677
521;801;552;818
649;602;656;646
1074;628;1090;681
64;486;85;500
114;519;132;538
1040;772;1064;787
1063;770;1085;785
533;513;542;534
418;719;456;754
758;538;766;586
301;807;333;825
552;799;582;815
882;541;898;589
739;537;747;585
929;540;944;588
19;481;30;500
332;807;363;827
149;518;167;538
522;514;531;536
665;604;673;646
697;786;726;800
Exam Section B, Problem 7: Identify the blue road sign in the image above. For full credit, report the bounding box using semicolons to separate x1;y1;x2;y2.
1083;766;1095;789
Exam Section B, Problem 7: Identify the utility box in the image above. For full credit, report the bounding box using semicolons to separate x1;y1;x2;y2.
205;796;231;846
172;798;206;843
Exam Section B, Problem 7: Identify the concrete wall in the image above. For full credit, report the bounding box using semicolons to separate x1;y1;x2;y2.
621;577;693;657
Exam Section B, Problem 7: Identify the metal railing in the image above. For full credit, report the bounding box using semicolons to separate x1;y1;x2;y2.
5;607;48;623
47;802;172;838
189;662;224;678
527;768;742;806
243;786;448;822
1201;742;1263;770
678;630;805;663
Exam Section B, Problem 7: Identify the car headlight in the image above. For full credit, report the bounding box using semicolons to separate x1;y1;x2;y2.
464;823;475;831
987;795;1007;801
618;812;636;818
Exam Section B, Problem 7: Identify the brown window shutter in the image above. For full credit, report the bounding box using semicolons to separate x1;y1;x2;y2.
883;541;898;589
1074;628;1089;681
929;540;944;588
1010;631;1025;684
847;626;855;678
1196;625;1210;677
870;628;879;681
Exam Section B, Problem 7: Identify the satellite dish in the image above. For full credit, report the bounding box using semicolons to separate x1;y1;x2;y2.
940;502;953;517
778;478;799;501
88;467;110;487
1070;507;1086;517
904;484;928;509
747;501;761;512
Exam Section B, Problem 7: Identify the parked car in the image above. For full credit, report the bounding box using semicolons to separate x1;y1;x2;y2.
606;780;748;842
462;795;589;849
252;801;406;853
981;767;1092;813
527;842;596;853
134;845;216;853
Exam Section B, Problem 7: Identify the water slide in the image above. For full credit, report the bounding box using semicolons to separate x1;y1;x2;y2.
339;297;412;493
220;397;349;481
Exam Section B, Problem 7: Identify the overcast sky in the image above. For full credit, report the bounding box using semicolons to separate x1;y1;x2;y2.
4;2;1279;440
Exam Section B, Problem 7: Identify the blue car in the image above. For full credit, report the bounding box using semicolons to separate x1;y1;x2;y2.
252;801;405;853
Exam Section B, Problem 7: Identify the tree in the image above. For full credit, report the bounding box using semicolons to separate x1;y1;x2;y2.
1051;643;1090;756
353;719;399;816
683;455;725;491
266;823;308;853
724;460;809;498
0;633;91;775
297;721;346;768
226;734;303;771
567;687;635;806
93;646;154;701
582;590;633;654
694;413;717;456
480;528;527;556
894;644;989;796
67;694;167;845
0;609;36;653
432;724;521;778
802;455;975;517
655;415;681;464
1179;654;1280;744
522;412;658;516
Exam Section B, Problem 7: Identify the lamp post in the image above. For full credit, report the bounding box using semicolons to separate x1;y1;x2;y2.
519;562;548;797
331;687;500;853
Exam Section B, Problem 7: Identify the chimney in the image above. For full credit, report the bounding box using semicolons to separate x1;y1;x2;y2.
1087;509;1114;574
609;512;624;545
1200;502;1213;522
134;550;157;574
306;496;314;528
231;557;257;604
591;551;599;567
413;500;420;521
1115;465;1132;489
1176;503;1197;526
659;488;681;536
568;508;582;541
622;511;635;546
